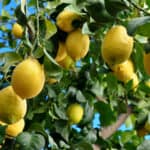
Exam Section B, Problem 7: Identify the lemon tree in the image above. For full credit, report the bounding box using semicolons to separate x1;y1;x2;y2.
1;0;150;149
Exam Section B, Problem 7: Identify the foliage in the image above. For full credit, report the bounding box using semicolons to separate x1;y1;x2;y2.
0;0;150;149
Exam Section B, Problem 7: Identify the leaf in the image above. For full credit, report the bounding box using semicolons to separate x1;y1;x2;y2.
21;0;26;14
127;16;150;36
16;132;45;150
146;0;150;8
43;49;63;80
137;140;150;150
94;101;116;126
0;125;6;144
73;141;93;150
55;120;70;141
48;135;58;149
76;90;86;102
2;0;11;6
45;19;57;40
0;52;22;74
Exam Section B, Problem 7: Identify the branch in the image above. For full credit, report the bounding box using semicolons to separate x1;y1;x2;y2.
93;106;132;150
100;106;132;139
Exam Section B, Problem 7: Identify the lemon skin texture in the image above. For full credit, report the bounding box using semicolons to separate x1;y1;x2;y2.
112;59;134;82
0;86;27;124
0;118;25;138
67;103;84;124
66;29;90;61
56;10;81;32
11;58;45;99
12;23;24;38
101;25;133;65
144;53;150;75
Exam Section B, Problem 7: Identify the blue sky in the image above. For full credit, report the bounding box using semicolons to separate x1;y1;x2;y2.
1;0;150;140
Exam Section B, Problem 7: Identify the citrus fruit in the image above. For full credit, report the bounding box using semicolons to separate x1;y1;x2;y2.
144;52;150;75
0;118;25;138
0;86;27;124
12;23;24;38
66;29;90;61
101;25;133;65
67;103;84;124
112;59;134;82
55;42;67;62
56;10;81;32
56;54;74;69
11;58;45;99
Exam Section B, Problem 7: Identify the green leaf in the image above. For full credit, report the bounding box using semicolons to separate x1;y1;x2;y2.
94;101;116;126
146;0;150;8
0;52;22;74
137;140;150;150
2;0;11;6
0;125;6;144
127;16;150;36
43;49;63;80
73;141;93;150
76;90;86;102
45;19;57;40
16;132;45;150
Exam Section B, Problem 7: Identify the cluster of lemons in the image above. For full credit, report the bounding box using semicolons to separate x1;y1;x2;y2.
101;25;139;89
55;10;90;69
0;57;45;139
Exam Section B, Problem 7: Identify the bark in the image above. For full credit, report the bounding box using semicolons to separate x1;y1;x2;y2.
93;106;132;150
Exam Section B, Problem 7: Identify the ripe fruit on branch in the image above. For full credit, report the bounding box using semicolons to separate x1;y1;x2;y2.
56;10;81;32
0;86;27;124
12;23;24;38
55;42;74;69
101;25;133;65
111;59;134;82
67;103;84;124
144;52;150;75
11;58;45;99
66;29;90;61
0;118;25;138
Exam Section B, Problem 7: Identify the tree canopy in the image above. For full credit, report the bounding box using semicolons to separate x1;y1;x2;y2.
0;0;150;149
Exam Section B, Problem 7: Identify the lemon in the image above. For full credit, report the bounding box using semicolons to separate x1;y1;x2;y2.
56;54;74;69
0;86;27;124
144;52;150;75
11;58;45;99
126;73;139;90
12;23;24;38
0;118;25;138
112;59;134;82
66;29;90;61
56;10;81;32
67;103;84;124
101;25;133;65
55;42;67;62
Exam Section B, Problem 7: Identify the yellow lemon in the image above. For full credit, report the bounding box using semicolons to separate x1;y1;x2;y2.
67;103;84;124
144;53;150;75
101;25;133;65
112;59;134;82
12;23;24;38
56;10;81;32
0;118;25;138
0;86;27;124
56;54;74;69
55;42;67;62
66;29;90;61
11;58;45;99
126;73;139;90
